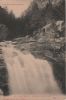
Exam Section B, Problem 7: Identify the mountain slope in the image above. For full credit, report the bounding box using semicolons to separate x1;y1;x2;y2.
20;0;65;36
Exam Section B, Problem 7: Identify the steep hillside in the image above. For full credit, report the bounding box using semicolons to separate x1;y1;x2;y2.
13;20;65;61
20;0;65;36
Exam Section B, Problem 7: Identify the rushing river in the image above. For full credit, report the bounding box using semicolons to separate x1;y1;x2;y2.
2;44;61;95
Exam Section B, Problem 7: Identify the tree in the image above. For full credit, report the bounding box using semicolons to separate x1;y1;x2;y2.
0;24;8;41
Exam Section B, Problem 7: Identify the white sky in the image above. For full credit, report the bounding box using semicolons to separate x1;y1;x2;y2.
0;0;32;17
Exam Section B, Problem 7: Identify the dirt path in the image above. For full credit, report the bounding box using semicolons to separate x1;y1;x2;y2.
2;44;61;95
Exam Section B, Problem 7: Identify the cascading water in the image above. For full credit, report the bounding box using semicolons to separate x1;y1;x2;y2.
2;44;61;95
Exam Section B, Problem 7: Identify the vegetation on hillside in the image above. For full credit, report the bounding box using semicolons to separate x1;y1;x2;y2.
0;0;65;40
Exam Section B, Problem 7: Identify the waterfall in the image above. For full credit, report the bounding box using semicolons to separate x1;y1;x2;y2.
2;45;61;95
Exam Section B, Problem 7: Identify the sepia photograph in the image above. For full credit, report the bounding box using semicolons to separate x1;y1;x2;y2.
0;0;65;99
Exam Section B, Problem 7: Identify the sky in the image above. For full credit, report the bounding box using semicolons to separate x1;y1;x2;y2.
0;0;32;17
